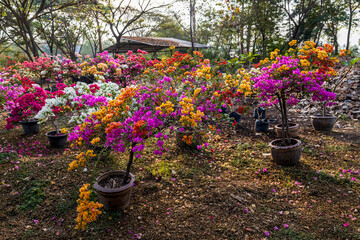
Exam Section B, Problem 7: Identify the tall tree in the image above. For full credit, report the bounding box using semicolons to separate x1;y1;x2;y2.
0;0;82;60
346;0;360;49
92;0;171;51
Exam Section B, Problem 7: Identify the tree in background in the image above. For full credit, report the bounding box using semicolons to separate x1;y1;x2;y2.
346;0;360;50
0;0;82;60
92;0;171;51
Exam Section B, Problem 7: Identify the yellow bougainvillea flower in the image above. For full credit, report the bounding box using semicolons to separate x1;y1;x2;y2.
289;40;297;46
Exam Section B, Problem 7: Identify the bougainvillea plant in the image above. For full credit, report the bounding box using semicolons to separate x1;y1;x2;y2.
252;41;337;145
5;85;47;130
35;81;120;134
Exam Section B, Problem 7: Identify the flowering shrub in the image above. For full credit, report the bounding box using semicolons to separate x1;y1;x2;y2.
35;81;120;133
5;85;47;130
21;54;56;83
252;41;337;145
79;51;150;86
0;78;25;112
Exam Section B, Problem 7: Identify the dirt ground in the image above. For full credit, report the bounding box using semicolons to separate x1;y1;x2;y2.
0;105;359;240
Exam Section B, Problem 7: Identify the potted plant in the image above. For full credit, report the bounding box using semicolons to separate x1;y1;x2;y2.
5;85;47;134
253;41;337;166
36;81;119;148
68;86;171;211
312;53;360;131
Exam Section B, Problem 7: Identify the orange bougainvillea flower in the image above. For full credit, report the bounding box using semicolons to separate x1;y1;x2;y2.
132;120;147;136
106;122;122;134
324;44;334;53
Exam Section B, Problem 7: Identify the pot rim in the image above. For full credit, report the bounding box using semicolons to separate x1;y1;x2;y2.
19;119;38;124
311;114;337;119
255;119;270;123
46;130;68;137
274;123;299;129
94;170;135;194
269;138;302;150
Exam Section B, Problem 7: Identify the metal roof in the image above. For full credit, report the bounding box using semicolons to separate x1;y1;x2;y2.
102;36;210;53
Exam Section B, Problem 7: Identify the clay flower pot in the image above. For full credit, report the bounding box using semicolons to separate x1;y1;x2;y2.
311;115;337;132
94;170;135;211
275;123;299;138
269;138;302;166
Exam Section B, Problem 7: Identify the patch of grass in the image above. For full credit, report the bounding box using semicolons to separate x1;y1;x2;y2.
148;160;178;179
237;142;251;151
231;155;251;168
302;146;315;157
338;114;348;121
56;187;79;214
270;228;316;240
21;229;36;239
230;149;255;169
255;141;268;150
325;145;348;154
17;180;48;211
0;151;18;164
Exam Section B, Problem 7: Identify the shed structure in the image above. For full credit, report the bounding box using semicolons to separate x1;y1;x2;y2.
102;36;210;54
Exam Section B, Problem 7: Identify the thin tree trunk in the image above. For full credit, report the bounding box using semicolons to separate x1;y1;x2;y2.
246;22;252;53
96;12;102;52
122;143;135;185
189;0;195;53
281;94;291;144
277;94;286;145
346;0;353;50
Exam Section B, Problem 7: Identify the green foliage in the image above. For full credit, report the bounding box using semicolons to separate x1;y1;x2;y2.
0;152;18;164
55;187;79;214
17;180;48;211
149;161;177;179
151;15;187;40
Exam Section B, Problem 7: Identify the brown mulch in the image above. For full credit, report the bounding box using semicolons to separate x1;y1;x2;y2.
0;107;359;240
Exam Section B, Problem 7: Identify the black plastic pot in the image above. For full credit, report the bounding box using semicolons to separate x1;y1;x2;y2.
311;115;337;132
46;131;68;148
51;85;58;92
255;119;270;132
71;76;79;83
229;112;241;124
20;120;40;135
220;106;227;114
94;170;135;211
254;107;266;119
79;75;95;84
269;138;302;166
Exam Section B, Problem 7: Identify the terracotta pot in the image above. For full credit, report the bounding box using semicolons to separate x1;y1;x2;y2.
275;123;299;138
46;131;68;148
311;115;337;132
269;138;302;166
94;170;135;211
20;119;40;135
